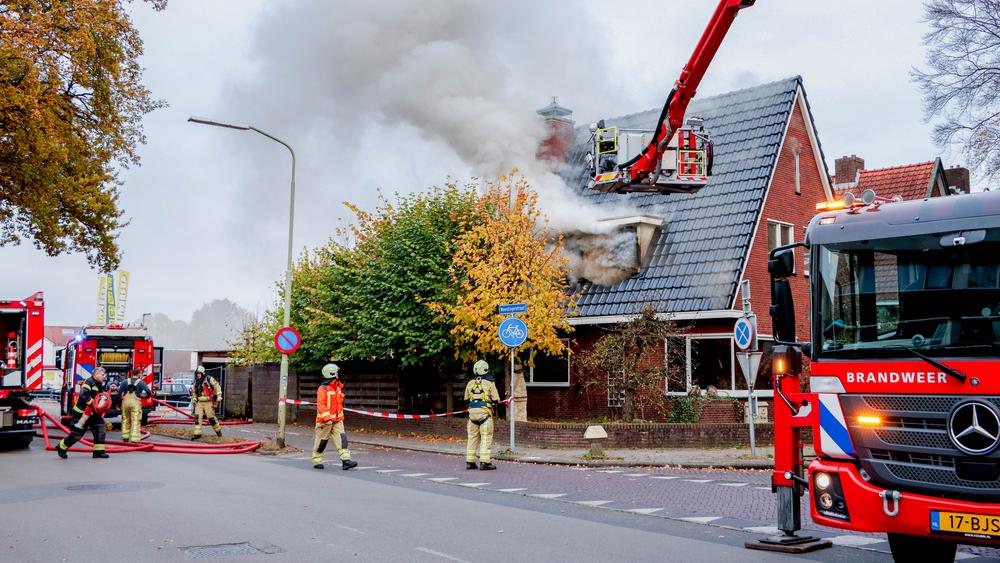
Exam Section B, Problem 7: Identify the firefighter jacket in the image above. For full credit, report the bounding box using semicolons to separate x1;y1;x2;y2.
74;377;108;417
119;377;151;400
192;376;222;403
316;379;345;423
465;377;500;420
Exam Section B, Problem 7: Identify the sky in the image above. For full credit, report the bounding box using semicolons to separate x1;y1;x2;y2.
2;0;949;328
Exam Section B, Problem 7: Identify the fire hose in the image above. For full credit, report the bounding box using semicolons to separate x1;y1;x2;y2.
34;399;260;454
279;397;512;418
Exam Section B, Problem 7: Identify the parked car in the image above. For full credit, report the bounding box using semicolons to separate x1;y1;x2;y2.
156;382;192;408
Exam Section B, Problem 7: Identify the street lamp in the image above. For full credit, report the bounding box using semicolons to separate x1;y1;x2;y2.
188;115;297;448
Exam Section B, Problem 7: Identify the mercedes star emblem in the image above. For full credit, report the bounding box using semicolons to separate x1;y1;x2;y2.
949;401;1000;455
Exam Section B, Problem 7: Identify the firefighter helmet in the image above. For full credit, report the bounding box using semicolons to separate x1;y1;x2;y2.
322;363;340;379
473;360;489;376
195;365;206;375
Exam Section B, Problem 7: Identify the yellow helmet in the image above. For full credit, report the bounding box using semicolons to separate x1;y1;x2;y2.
473;360;489;376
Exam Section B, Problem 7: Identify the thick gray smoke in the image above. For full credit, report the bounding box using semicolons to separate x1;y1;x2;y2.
561;229;640;287
141;299;253;350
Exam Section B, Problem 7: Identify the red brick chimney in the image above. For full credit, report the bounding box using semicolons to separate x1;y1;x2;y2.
536;96;574;163
834;155;864;185
946;166;970;194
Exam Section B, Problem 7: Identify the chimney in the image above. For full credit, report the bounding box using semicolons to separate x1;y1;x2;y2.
597;215;663;271
946;166;971;194
834;154;865;185
536;96;574;163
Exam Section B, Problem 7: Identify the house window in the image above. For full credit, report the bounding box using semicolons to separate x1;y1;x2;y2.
690;337;734;391
794;148;801;195
735;339;775;392
767;220;795;251
665;334;776;397
527;339;570;387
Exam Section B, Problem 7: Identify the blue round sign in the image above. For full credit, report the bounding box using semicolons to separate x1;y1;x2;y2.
498;317;528;348
274;326;301;355
733;317;755;351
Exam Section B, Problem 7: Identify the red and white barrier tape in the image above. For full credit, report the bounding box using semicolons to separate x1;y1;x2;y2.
279;397;511;419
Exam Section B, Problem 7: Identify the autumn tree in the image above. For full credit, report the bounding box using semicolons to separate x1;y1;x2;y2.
914;0;1000;181
0;0;165;271
434;174;576;365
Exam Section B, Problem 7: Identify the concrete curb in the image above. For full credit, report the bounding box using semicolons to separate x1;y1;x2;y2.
350;436;774;470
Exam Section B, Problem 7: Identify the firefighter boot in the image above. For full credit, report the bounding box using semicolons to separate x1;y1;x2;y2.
314;463;324;470
342;459;358;470
93;451;110;459
191;434;201;441
56;443;68;459
216;430;223;437
467;462;478;470
479;462;496;470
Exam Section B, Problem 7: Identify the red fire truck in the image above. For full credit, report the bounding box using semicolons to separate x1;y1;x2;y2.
59;325;162;425
0;292;44;448
762;190;1000;560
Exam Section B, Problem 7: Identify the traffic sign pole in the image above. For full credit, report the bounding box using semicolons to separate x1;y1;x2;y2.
510;349;515;452
497;311;527;453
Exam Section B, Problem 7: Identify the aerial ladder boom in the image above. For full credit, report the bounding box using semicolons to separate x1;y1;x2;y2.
590;0;756;194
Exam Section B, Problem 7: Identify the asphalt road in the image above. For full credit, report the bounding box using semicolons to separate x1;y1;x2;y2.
1;435;894;563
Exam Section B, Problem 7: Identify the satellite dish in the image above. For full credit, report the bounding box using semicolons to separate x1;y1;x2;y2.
841;192;856;207
861;189;877;205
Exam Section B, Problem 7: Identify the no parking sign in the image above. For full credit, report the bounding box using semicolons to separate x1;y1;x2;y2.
274;326;301;355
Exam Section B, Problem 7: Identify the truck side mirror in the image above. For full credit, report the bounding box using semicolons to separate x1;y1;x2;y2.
770;279;797;342
768;248;796;280
55;350;63;370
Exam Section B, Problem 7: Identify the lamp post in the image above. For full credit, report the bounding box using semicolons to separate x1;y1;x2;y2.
188;116;297;447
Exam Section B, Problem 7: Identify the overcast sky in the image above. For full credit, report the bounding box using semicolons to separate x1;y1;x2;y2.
3;0;949;327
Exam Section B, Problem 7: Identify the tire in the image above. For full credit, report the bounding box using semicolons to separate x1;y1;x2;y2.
887;533;956;562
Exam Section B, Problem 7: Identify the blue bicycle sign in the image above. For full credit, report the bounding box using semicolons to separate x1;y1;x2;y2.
498;317;528;348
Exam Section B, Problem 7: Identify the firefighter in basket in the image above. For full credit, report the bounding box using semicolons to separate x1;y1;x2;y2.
56;366;113;459
191;365;223;440
465;360;500;470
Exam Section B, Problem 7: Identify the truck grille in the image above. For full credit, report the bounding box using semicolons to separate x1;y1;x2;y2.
841;394;1000;501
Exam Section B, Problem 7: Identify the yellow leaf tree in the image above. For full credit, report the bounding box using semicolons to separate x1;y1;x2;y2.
436;174;576;370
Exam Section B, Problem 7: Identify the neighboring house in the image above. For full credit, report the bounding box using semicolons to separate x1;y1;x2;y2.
527;76;832;420
830;154;970;201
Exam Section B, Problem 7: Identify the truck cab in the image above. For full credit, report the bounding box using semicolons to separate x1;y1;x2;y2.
0;293;44;448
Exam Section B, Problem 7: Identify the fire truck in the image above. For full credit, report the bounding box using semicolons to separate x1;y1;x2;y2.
59;325;162;425
0;292;44;448
761;190;1000;560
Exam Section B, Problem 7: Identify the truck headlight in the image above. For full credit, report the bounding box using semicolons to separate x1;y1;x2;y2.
815;472;832;491
812;470;850;521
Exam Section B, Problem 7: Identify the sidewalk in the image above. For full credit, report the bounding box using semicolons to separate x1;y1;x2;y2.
232;422;793;469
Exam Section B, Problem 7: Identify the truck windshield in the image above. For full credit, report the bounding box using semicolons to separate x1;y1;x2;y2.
817;235;1000;359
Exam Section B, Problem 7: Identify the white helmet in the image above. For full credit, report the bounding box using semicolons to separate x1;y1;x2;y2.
473;360;489;377
195;365;206;375
321;363;340;379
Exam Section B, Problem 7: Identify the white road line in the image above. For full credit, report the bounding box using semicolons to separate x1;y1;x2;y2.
629;508;664;515
521;456;541;460
755;486;771;491
650;476;680;480
571;467;591;471
829;535;885;547
334;524;366;535
375;469;402;473
679;516;722;524
622;473;648;477
356;466;379;470
576;500;613;507
718;482;749;487
683;479;713;484
427;477;458;482
458;482;490;488
531;493;567;499
401;473;429;477
497;488;527;493
414;547;470;563
743;526;780;535
598;470;624;474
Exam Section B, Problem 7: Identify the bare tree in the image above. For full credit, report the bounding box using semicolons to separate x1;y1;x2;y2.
914;0;1000;182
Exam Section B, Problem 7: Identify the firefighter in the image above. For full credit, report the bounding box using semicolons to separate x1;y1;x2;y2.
119;367;151;443
465;360;500;470
312;363;358;470
56;366;111;459
191;365;223;440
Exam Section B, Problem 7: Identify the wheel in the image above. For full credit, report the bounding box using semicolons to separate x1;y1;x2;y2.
887;533;956;562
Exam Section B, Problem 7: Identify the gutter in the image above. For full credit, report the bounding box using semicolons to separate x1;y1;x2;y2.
566;309;744;326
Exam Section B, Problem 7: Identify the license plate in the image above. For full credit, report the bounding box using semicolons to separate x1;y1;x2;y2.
931;510;1000;538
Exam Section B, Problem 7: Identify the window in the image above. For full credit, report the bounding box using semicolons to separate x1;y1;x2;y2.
767;221;795;251
735;339;774;392
794;147;801;195
665;334;775;397
690;337;733;391
527;339;570;387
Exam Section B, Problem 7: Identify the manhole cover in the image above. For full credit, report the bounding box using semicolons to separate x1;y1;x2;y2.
181;543;281;560
65;483;120;491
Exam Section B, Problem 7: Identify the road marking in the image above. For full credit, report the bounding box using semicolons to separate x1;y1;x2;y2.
576;500;613;507
683;479;713;483
622;473;648;477
718;482;749;487
571;467;591;471
375;469;402;473
531;493;567;499
356;466;379;470
598;470;624;474
743;526;780;535
829;535;884;547
521;456;541;460
458;482;490;488
401;473;429;477
628;508;664;515
414;547;470;563
497;488;527;493
427;477;458;482
755;486;771;491
335;524;365;535
679;516;721;524
650;476;679;480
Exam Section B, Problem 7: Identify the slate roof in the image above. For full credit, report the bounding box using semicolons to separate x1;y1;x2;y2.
832;160;942;201
566;76;819;319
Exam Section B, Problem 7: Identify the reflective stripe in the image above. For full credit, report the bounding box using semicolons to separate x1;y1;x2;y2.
26;339;42;358
818;393;855;458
